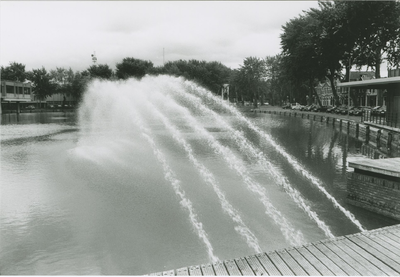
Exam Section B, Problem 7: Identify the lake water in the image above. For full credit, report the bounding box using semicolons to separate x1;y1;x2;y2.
1;77;398;275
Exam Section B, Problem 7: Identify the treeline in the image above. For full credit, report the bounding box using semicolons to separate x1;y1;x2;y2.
1;1;399;107
278;0;400;106
0;58;232;103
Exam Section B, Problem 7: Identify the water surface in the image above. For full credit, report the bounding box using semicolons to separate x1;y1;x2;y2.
1;77;398;275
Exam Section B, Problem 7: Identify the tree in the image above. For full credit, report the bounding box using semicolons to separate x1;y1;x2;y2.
156;59;231;94
264;55;291;106
116;57;154;79
341;1;400;78
50;67;75;95
1;62;26;82
87;64;113;79
71;71;90;102
26;67;57;100
233;57;266;107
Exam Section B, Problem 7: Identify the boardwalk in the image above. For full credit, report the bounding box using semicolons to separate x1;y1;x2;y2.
150;224;400;276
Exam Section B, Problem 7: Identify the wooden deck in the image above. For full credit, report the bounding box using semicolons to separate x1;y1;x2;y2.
150;224;400;276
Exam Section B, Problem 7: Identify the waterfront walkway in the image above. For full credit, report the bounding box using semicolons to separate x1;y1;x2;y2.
150;224;400;276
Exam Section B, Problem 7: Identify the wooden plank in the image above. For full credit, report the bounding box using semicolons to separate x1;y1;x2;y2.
224;259;242;276
200;264;215;276
235;257;255;275
256;253;282;276
341;236;398;275
268;251;294;276
162;270;175;276
176;267;189;276
348;235;400;272
374;232;400;250
212;262;229;276
380;232;400;248
286;248;321;276
313;241;359;276
188;265;202;276
387;228;400;239
362;232;400;259
331;238;386;276
370;235;400;257
276;250;307;276
305;244;347;276
245;255;269;276
323;239;373;276
296;245;334;275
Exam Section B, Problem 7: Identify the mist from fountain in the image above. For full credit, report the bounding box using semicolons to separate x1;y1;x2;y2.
76;75;365;264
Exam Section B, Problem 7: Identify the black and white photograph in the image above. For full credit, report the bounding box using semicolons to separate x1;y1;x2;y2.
1;0;400;275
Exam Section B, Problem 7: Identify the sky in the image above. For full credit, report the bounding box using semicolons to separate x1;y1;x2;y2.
1;1;322;72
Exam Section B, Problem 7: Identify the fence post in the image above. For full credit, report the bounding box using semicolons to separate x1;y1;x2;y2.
377;130;381;148
347;121;350;133
387;132;393;152
356;123;359;138
321;116;323;122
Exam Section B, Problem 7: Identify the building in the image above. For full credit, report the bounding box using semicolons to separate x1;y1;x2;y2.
0;80;33;114
315;71;380;107
338;71;400;128
346;71;381;107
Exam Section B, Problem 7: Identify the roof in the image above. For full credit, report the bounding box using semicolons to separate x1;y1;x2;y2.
349;71;375;81
338;76;400;88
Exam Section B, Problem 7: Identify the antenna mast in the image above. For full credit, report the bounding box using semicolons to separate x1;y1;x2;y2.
91;51;97;64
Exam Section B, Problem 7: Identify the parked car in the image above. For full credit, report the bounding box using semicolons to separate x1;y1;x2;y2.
350;106;362;116
335;105;347;114
312;105;328;112
341;106;355;115
25;105;35;110
300;105;309;111
371;106;386;116
291;103;302;110
326;106;337;113
282;103;291;109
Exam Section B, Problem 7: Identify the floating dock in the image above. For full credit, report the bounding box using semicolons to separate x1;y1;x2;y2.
150;224;400;275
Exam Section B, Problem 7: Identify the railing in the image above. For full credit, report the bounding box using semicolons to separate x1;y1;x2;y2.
362;110;399;128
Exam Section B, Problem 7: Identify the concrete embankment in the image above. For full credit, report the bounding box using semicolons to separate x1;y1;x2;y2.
250;105;400;158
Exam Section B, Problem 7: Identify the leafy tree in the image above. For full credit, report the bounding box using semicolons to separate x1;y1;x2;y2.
341;1;400;78
264;55;290;106
87;64;113;79
157;59;231;94
233;57;266;107
116;58;154;79
50;67;75;95
26;67;57;100
1;62;26;82
280;13;327;106
71;71;90;102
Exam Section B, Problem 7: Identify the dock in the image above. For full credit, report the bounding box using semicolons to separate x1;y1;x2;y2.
348;157;400;178
150;224;400;275
347;158;400;221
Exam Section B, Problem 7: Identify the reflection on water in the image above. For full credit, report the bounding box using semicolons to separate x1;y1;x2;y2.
1;111;76;126
1;81;399;275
